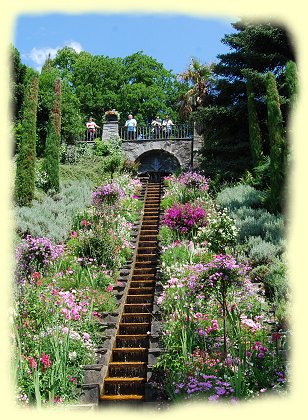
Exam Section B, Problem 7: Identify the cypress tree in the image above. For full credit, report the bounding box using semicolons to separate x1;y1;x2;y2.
285;60;298;106
44;78;61;192
15;75;39;206
246;76;264;167
265;72;286;213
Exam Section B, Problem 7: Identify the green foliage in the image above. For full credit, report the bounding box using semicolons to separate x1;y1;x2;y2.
245;236;282;264
285;60;298;106
15;75;39;206
15;180;94;243
262;257;288;303
230;206;284;244
195;19;295;182
60;143;96;164
246;76;264;166
216;184;265;211
10;44;27;125
44;79;61;193
266;72;287;213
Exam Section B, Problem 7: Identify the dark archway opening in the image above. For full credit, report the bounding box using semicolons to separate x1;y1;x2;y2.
136;149;181;178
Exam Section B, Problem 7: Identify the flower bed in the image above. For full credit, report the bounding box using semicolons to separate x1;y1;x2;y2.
154;172;289;403
12;175;142;407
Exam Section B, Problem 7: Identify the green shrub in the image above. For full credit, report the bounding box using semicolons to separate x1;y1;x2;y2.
246;236;282;264
158;225;176;246
262;257;288;302
15;180;94;243
60;143;95;164
231;207;285;244
216;184;265;211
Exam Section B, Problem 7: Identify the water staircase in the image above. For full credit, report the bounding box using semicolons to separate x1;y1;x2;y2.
99;176;162;404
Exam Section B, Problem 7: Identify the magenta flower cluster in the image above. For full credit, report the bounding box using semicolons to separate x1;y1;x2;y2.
162;203;207;233
16;235;64;281
91;182;125;207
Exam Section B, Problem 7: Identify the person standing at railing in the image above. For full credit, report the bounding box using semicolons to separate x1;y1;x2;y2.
151;116;162;139
162;115;174;139
86;117;100;141
125;114;137;140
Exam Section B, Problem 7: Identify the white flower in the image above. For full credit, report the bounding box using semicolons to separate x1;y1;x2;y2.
68;351;77;361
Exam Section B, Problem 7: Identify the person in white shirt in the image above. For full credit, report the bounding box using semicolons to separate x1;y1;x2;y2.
125;114;137;140
162;115;174;139
86;117;100;141
151;116;162;139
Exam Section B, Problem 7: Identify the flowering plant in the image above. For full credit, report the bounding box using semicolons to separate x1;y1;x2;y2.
91;182;125;207
103;109;120;121
16;235;64;282
162;203;207;236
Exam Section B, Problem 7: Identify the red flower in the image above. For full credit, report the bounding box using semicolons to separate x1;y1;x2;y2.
32;272;41;280
272;332;282;342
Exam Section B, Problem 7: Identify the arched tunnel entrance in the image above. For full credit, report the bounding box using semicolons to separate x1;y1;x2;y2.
136;149;181;177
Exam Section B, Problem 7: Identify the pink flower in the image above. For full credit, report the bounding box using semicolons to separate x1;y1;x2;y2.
29;357;37;370
32;272;41;280
83;332;90;341
81;219;88;226
70;231;78;238
106;285;113;292
212;319;219;330
40;353;51;369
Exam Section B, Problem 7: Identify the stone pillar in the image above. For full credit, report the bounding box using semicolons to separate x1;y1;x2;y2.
102;121;119;139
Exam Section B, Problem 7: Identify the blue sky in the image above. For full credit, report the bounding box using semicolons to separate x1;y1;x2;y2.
14;13;238;74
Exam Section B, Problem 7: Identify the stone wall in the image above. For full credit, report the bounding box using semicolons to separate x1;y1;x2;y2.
122;139;193;171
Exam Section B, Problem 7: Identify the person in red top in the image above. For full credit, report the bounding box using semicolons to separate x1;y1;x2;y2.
86;117;100;141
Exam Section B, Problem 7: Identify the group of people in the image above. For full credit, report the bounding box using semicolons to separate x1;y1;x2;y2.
150;115;174;139
125;114;175;140
85;114;175;141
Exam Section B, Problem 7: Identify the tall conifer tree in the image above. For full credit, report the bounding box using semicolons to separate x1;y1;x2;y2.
246;76;264;167
44;78;61;192
15;75;39;206
266;72;286;212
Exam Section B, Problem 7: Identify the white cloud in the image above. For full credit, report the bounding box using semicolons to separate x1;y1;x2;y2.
26;41;83;70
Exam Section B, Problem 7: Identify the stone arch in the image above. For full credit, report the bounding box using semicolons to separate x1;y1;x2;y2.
136;149;181;174
122;139;192;172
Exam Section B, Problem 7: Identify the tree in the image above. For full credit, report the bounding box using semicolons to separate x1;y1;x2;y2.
37;55;61;157
10;44;27;122
119;51;182;124
44;79;61;192
266;72;286;213
194;19;296;182
246;74;264;167
15;74;39;206
285;60;298;107
177;58;214;118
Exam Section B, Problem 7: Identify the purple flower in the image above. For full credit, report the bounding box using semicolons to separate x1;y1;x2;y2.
91;182;125;207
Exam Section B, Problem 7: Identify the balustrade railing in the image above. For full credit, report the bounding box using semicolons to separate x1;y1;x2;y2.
76;124;193;142
119;124;193;141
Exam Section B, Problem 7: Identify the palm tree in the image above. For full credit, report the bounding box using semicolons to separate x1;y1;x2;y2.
178;58;214;118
